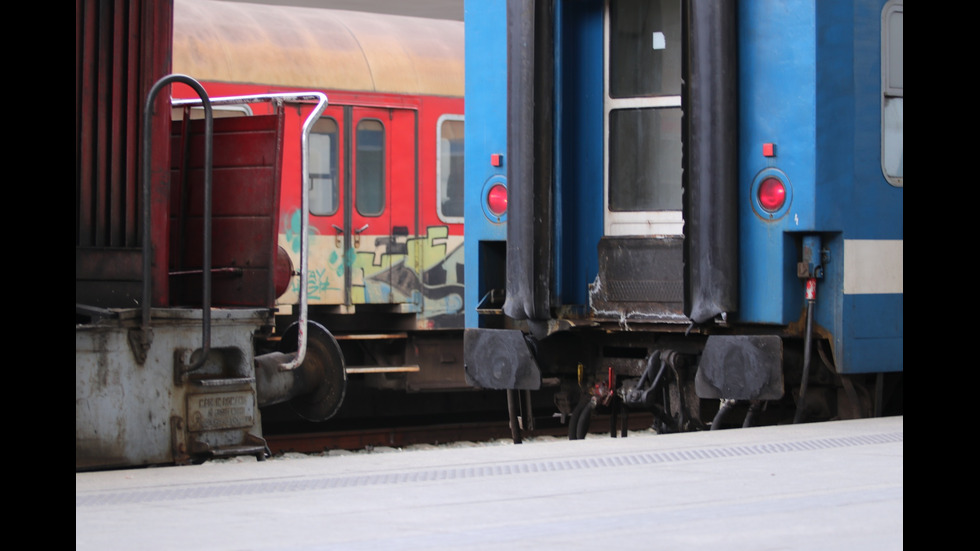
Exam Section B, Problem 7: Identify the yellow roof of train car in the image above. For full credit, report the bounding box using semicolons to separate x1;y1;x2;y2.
173;0;464;97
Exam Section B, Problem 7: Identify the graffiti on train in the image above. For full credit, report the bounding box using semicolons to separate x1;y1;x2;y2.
280;212;463;326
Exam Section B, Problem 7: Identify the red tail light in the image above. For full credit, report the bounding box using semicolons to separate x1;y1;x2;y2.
487;183;508;216
758;177;786;212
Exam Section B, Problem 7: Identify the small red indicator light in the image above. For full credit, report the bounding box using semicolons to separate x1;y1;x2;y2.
758;177;786;212
491;153;503;167
487;183;508;216
763;143;776;157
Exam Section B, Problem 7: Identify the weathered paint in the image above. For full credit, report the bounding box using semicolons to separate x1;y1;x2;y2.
173;0;464;98
76;0;173;308
279;223;464;323
76;309;270;470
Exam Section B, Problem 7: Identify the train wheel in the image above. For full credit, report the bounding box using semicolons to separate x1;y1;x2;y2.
278;321;348;422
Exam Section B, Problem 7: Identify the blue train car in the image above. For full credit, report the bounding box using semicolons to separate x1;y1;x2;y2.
464;0;902;437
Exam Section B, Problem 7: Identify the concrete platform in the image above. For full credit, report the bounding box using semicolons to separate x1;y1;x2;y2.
76;416;903;550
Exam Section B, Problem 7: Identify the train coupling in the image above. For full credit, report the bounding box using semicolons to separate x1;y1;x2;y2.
592;367;616;407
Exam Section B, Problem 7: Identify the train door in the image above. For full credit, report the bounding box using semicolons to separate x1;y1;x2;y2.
594;0;738;323
303;106;346;306
590;0;687;319
348;106;418;306
303;105;418;308
603;0;682;237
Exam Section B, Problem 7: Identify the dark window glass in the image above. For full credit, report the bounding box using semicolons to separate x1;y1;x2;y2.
608;107;682;211
309;117;339;216
439;118;464;220
355;119;385;216
609;0;681;98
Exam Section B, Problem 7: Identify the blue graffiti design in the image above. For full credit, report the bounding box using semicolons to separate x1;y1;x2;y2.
283;209;320;254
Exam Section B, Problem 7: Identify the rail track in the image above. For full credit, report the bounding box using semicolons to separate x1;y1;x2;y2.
265;412;656;455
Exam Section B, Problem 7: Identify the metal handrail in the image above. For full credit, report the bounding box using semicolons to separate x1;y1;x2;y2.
172;92;328;370
143;74;214;370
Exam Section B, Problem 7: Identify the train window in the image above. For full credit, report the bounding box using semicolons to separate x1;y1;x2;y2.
608;0;681;99
355;119;385;216
608;107;682;212
604;0;683;236
437;115;464;223
882;0;903;187
309;117;340;216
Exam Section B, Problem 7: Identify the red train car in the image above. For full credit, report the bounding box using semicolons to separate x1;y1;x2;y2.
171;0;468;415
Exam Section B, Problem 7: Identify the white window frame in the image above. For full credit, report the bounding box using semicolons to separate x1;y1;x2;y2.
881;0;903;187
436;113;465;224
603;0;684;236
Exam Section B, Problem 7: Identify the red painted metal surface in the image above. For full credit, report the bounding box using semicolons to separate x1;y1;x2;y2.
172;81;463;319
168;113;286;308
76;0;173;308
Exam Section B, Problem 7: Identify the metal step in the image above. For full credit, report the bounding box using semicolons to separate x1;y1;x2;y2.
333;332;408;341
206;443;268;459
345;365;420;374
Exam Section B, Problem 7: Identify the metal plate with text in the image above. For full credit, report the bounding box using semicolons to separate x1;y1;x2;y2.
187;392;256;432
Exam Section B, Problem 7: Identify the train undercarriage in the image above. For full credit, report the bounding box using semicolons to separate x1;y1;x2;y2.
469;325;903;443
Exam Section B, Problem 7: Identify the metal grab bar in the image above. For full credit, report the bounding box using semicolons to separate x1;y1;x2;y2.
142;74;214;370
172;92;328;370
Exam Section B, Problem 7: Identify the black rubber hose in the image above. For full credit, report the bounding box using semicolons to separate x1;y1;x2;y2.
568;397;592;440
507;389;523;444
711;399;736;430
743;401;762;428
575;401;593;440
638;350;661;388
794;299;815;424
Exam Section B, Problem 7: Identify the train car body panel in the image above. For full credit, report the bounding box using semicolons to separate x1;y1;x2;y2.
168;112;286;308
173;2;466;333
464;0;902;428
274;102;423;310
463;0;509;330
738;0;903;373
76;308;270;470
76;0;173;309
553;0;604;309
737;0;818;326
